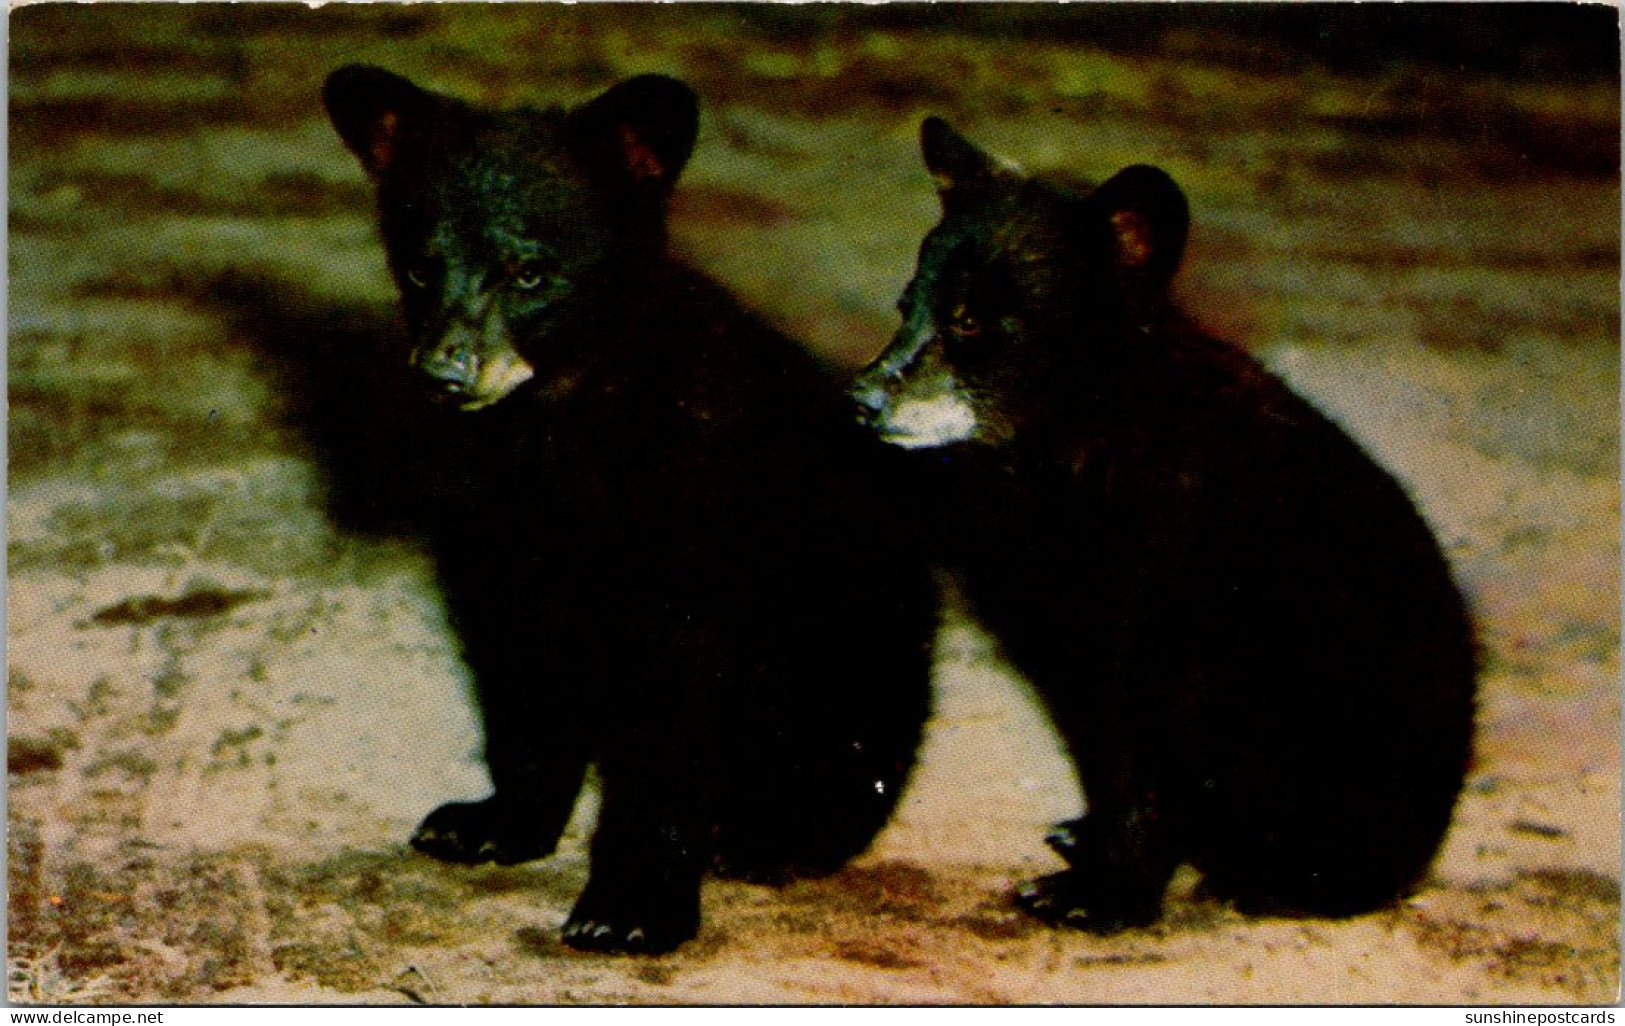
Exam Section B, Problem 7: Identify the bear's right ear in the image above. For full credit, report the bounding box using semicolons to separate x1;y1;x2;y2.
920;117;1005;208
323;65;443;180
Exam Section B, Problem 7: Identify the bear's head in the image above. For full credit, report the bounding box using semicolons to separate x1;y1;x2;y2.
852;118;1189;449
324;66;698;410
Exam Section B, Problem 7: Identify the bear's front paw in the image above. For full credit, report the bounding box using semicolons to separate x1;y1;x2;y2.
1014;870;1161;935
410;798;556;866
561;886;699;955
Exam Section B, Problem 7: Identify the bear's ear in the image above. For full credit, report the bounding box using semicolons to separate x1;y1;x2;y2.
323;65;446;180
920;117;1005;208
1090;165;1190;289
566;74;699;191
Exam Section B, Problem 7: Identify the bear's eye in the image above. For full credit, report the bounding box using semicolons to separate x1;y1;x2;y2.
512;260;552;291
404;261;435;289
948;304;982;339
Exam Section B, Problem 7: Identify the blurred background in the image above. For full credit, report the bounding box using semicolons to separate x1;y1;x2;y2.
8;3;1620;1005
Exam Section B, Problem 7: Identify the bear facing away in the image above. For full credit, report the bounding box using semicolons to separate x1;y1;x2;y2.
852;118;1477;933
322;66;934;954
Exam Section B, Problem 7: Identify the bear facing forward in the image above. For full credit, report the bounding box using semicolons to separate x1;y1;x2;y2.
324;67;935;954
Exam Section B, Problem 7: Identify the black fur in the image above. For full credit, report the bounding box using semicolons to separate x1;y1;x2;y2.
323;66;934;954
853;118;1477;932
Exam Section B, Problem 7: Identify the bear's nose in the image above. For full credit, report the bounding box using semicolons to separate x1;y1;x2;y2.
850;388;888;428
414;340;477;394
858;365;910;429
850;367;893;421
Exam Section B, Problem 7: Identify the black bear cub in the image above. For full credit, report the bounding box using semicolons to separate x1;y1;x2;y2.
323;66;934;954
853;119;1477;932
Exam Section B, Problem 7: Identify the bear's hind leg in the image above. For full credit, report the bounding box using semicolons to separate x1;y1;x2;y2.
710;566;934;883
1014;805;1181;933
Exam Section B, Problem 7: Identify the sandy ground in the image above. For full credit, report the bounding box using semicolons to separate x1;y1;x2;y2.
7;4;1620;1005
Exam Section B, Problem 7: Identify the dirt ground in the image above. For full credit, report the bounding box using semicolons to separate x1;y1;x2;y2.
7;3;1620;1006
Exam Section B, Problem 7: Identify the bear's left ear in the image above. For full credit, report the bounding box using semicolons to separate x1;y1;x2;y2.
323;64;449;181
921;117;1006;209
567;74;699;192
1090;165;1189;289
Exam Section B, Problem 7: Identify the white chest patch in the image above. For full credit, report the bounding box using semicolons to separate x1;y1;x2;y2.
882;392;979;449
